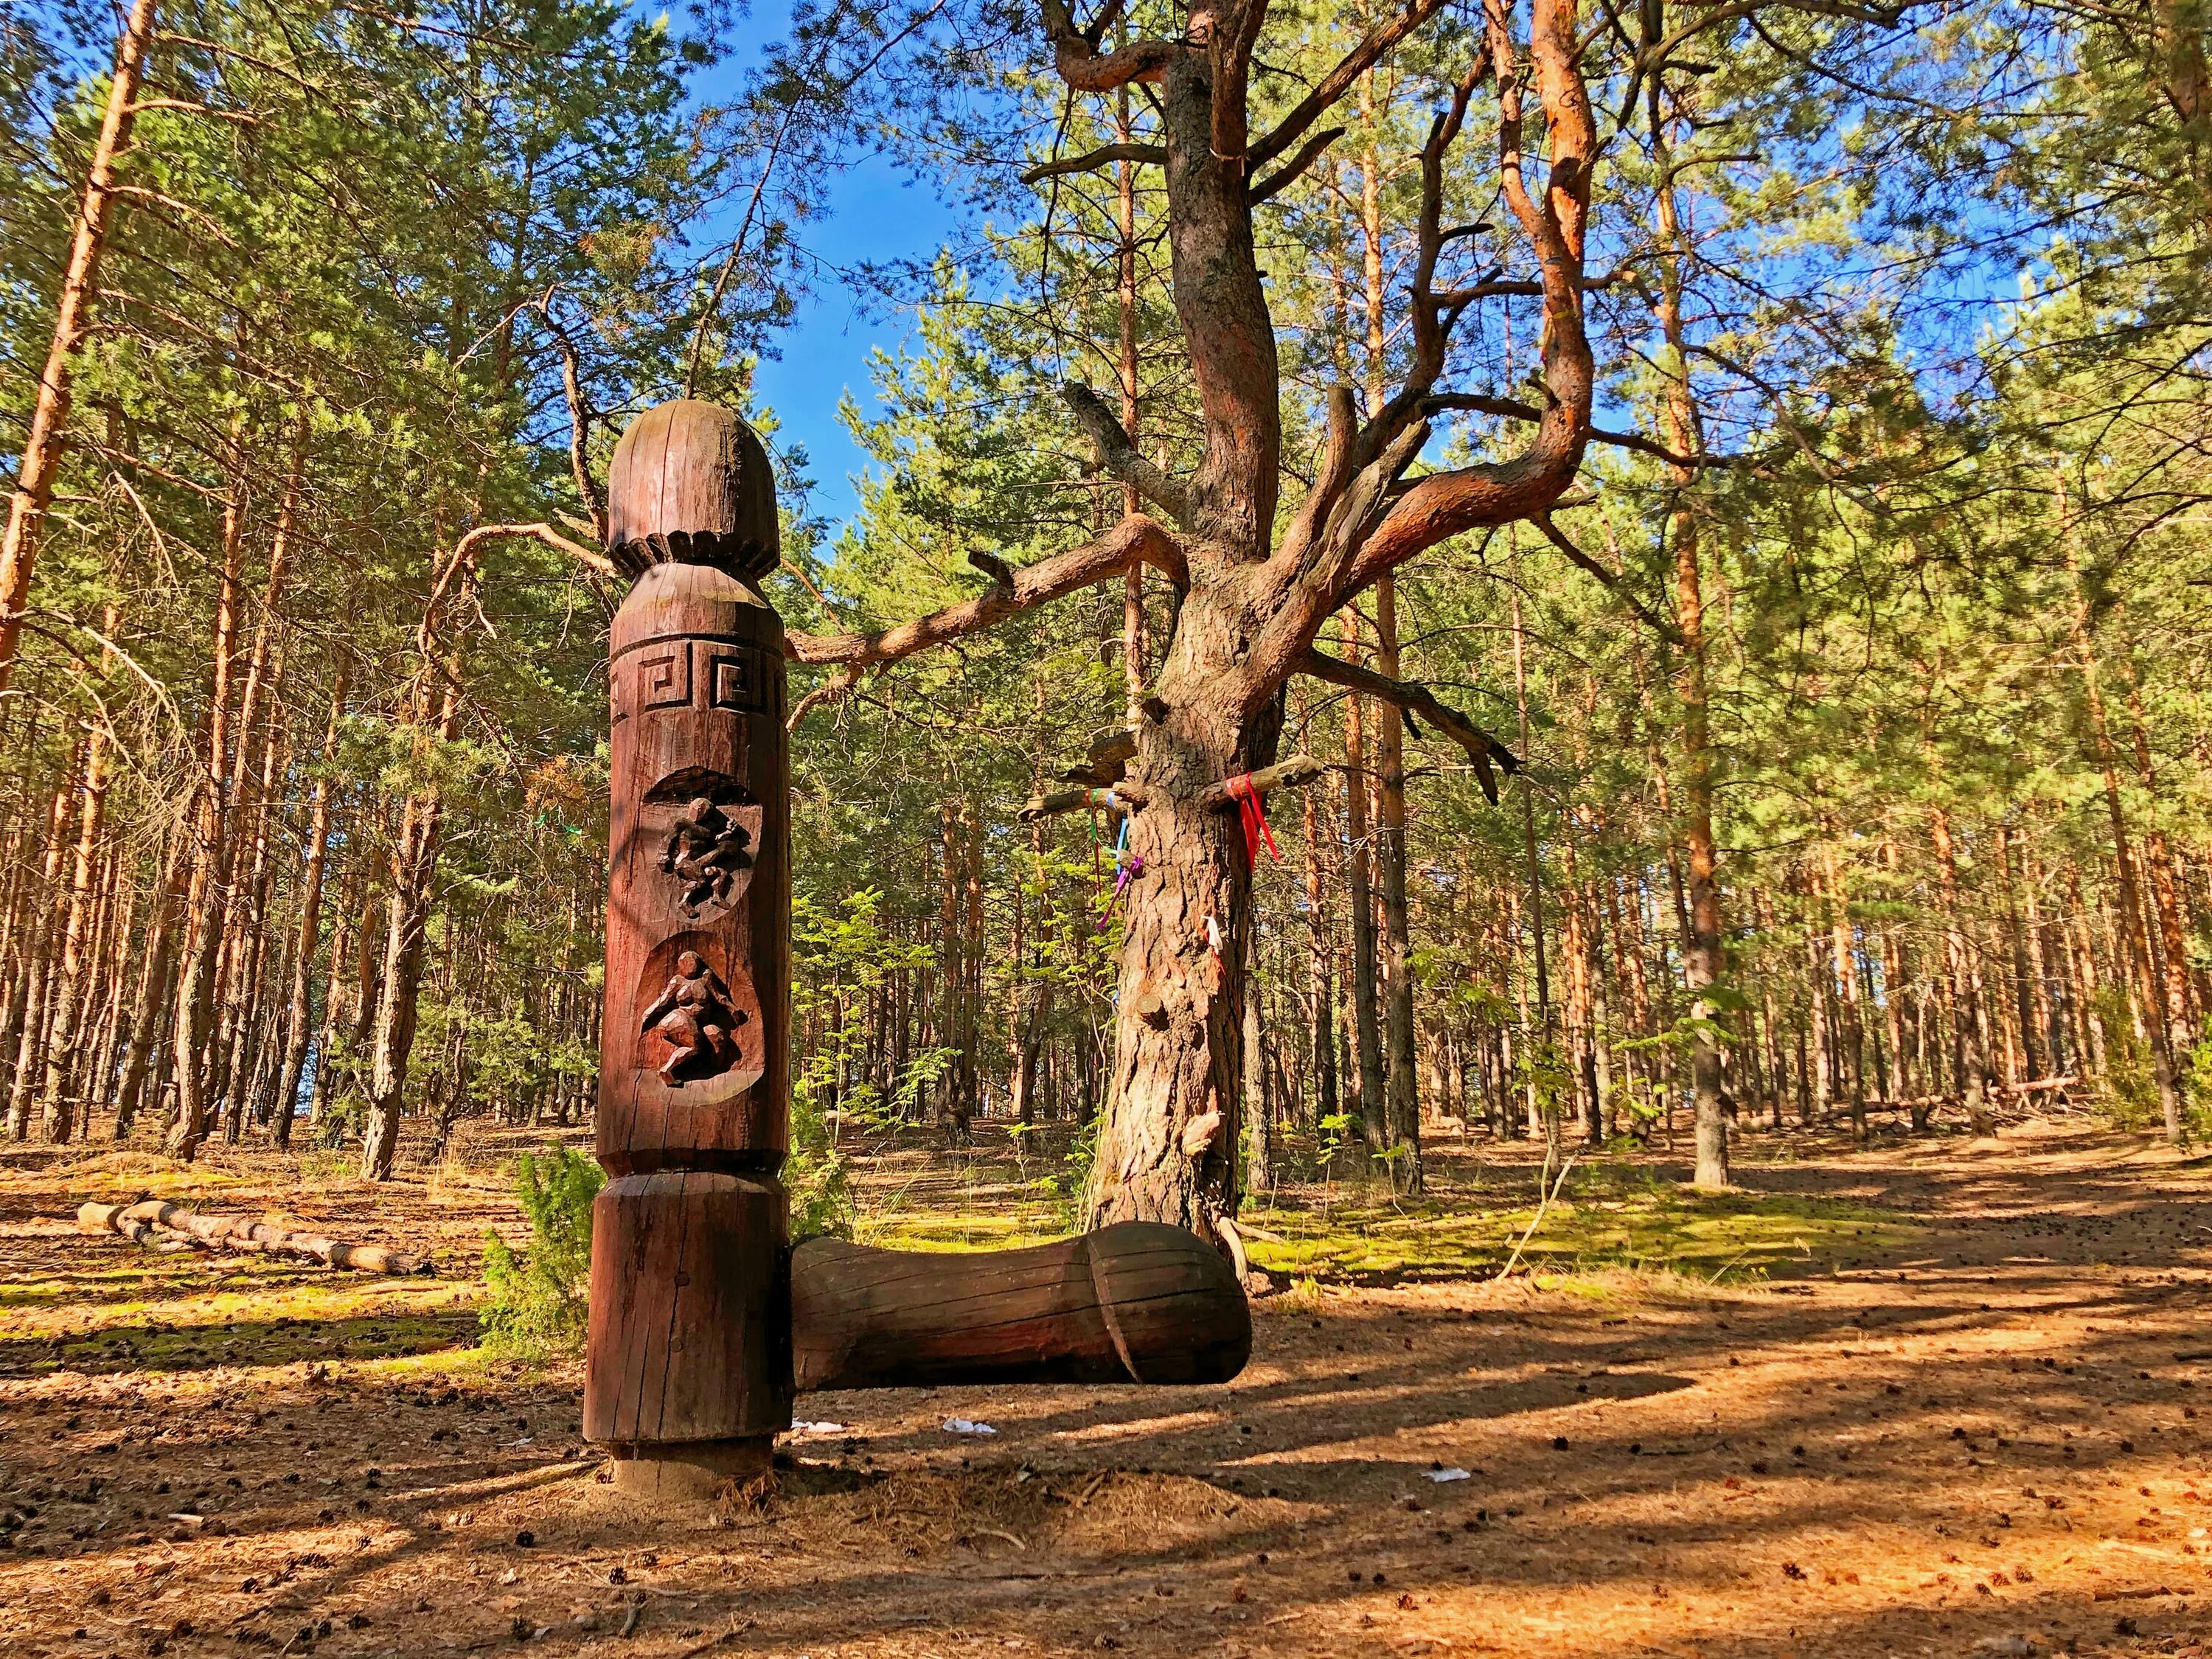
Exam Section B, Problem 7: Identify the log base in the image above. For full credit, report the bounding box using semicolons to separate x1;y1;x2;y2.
584;1172;791;1448
608;1438;773;1502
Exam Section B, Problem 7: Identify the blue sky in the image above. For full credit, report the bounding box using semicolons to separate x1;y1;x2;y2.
748;150;959;531
707;0;967;536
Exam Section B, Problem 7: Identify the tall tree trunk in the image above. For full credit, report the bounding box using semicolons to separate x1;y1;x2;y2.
1299;691;1338;1131
1654;175;1729;1186
275;669;347;1148
42;658;115;1141
1242;970;1270;1195
2067;546;2183;1141
358;675;460;1180
1340;611;1386;1147
2123;669;2198;1070
0;0;160;695
113;831;187;1138
5;771;74;1139
2020;830;2068;1077
1115;80;1149;726
1820;832;1866;1139
1374;577;1419;1190
359;543;479;1181
1879;841;1916;1102
165;476;248;1158
1510;585;1556;1159
1930;806;1997;1135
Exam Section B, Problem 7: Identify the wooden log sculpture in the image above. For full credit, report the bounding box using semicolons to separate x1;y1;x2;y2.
586;399;793;1498
583;399;1250;1500
792;1222;1249;1391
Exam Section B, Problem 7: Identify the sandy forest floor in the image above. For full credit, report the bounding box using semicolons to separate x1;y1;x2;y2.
3;1117;2211;1658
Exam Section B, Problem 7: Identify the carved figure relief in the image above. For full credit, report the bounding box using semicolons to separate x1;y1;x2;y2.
661;795;752;917
639;950;744;1083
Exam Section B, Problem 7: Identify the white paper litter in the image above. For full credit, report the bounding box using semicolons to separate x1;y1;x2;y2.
941;1416;998;1436
1424;1467;1472;1483
788;1421;849;1436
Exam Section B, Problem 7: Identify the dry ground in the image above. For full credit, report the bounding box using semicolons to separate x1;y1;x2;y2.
3;1117;2211;1659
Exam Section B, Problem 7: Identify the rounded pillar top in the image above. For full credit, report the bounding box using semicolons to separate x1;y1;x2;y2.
606;399;779;580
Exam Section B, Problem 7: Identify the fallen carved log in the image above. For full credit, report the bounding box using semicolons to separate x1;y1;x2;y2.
77;1200;432;1276
790;1220;1251;1392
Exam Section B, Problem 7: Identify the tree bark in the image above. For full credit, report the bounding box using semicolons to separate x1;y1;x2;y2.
2066;546;2182;1141
1339;612;1387;1147
165;476;248;1158
41;659;114;1141
274;668;347;1147
1373;577;1420;1191
0;0;160;695
5;771;74;1140
1652;131;1730;1187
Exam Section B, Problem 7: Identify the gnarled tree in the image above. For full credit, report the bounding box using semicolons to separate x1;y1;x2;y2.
782;0;1599;1238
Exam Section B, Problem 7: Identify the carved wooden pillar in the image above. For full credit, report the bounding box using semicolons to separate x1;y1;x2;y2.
585;398;793;1495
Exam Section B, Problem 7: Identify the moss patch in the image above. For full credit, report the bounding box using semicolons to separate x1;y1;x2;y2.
1241;1173;1920;1285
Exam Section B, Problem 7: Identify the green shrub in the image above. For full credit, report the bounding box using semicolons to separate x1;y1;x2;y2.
479;1146;604;1363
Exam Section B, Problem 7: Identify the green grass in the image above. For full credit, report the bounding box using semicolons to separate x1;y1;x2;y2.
1239;1170;1919;1285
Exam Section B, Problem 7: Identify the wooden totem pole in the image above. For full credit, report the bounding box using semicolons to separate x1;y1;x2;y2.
586;399;792;1495
586;398;1253;1501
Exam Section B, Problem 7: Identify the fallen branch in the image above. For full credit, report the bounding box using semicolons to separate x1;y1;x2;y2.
77;1198;433;1275
1494;1154;1577;1282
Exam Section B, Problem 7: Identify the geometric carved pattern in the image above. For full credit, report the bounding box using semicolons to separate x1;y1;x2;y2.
640;648;691;711
703;644;768;714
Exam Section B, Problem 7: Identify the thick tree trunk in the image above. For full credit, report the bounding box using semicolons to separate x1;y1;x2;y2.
1083;721;1251;1234
0;0;159;695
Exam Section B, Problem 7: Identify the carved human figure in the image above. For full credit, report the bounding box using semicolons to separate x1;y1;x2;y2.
661;795;751;917
639;950;742;1082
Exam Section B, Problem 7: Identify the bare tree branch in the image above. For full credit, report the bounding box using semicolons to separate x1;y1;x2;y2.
1021;141;1168;184
1248;0;1449;169
1060;383;1196;528
787;665;860;734
782;515;1187;669
1421;391;1722;468
1320;0;1599;602
1297;647;1517;802
1531;511;1683;642
1041;0;1182;88
1249;125;1344;203
1194;753;1328;809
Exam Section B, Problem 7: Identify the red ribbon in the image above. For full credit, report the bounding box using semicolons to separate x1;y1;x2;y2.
1224;773;1280;865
